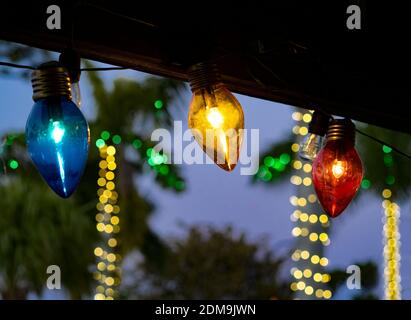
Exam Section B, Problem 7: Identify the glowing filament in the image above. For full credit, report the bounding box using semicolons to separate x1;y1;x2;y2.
332;160;346;179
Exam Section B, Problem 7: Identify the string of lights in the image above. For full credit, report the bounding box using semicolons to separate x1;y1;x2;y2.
381;145;402;300
0;61;127;71
2;59;410;163
289;110;332;300
94;136;122;300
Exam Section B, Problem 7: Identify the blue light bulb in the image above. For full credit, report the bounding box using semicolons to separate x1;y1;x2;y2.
26;62;90;198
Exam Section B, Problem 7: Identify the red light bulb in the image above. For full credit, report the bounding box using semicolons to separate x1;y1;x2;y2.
312;119;363;218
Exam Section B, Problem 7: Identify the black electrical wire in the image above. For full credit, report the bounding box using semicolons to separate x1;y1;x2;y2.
80;66;129;71
0;61;128;72
356;128;411;160
1;59;411;159
0;61;35;70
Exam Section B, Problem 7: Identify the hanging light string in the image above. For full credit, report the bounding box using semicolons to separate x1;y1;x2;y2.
381;146;402;300
0;61;127;71
94;138;122;300
2;60;411;159
289;110;332;300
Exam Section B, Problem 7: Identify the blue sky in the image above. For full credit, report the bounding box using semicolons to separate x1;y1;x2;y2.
1;58;410;300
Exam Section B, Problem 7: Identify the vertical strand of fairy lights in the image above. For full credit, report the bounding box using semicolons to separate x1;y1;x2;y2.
94;133;122;300
381;145;401;300
289;109;332;300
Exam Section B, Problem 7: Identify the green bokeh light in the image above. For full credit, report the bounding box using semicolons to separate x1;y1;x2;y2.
159;165;169;175
96;139;105;148
382;145;392;153
9;159;19;170
386;175;395;185
264;156;275;167
383;154;393;166
146;148;154;157
154;100;164;109
175;180;185;190
361;179;371;189
112;135;122;145
101;131;110;141
279;153;291;165
132;139;142;149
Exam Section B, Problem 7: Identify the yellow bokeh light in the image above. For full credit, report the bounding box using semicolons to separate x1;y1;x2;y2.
303;269;312;278
104;204;113;213
300;251;310;260
308;194;317;203
322;274;331;283
99;195;108;204
99;160;108;169
294;270;303;279
94;293;106;300
106;146;116;156
309;233;318;242
292;227;301;237
323;290;332;299
113;205;120;214
303;177;312;186
296;281;306;290
96;223;105;232
311;255;320;264
94;247;103;256
106;181;115;190
292;112;303;121
293;160;302;170
315;289;323;298
319;233;329;242
107;162;117;170
303;113;312;123
304;286;313;295
382;189;392;199
298;198;307;207
301;228;309;237
290;282;298;291
299;127;308;136
95;213;104;222
320;257;329;266
309;214;318;223
105;224;114;234
291;143;300;152
108;238;117;247
107;253;116;262
292;125;300;135
289;196;298;206
106;155;115;163
106;172;115;181
300;213;308;222
319;214;328;224
303;163;312;173
313;273;322;282
111;216;120;225
105;277;115;286
97;178;106;187
291;175;302;185
97;262;106;271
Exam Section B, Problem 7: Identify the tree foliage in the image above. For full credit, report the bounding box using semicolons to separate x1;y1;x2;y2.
123;226;291;300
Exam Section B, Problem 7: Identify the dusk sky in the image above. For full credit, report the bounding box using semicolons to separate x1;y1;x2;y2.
1;59;410;300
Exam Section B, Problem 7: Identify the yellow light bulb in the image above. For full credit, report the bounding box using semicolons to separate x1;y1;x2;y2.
188;62;244;171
